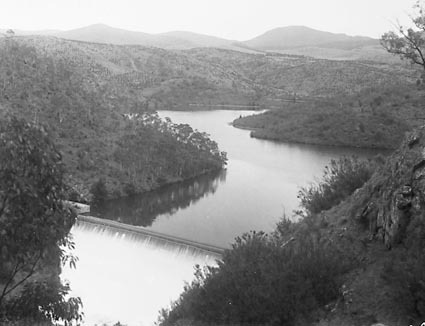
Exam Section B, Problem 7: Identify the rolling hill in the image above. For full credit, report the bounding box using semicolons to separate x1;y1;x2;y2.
242;26;377;50
1;24;398;61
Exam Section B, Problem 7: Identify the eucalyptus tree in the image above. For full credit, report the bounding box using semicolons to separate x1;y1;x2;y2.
0;117;82;324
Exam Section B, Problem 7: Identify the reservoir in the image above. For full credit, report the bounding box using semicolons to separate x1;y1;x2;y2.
63;110;384;325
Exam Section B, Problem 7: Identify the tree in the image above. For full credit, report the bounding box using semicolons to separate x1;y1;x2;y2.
0;117;82;324
381;1;425;74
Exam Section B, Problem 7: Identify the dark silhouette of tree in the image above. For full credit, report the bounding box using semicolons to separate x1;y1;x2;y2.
0;117;82;324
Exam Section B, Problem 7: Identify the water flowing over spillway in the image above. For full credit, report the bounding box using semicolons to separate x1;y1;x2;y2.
62;221;220;326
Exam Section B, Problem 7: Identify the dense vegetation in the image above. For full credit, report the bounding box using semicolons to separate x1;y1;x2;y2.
233;84;425;149
0;117;82;324
158;228;353;326
0;37;227;201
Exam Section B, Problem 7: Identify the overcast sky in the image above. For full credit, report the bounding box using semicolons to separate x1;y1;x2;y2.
0;0;418;40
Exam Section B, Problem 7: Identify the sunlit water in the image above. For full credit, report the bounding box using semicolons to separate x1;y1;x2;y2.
64;109;387;325
62;222;218;326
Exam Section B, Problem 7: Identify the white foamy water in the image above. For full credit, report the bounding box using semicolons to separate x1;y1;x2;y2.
62;222;219;326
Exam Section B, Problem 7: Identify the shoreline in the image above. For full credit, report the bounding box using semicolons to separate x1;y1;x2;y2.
231;122;396;151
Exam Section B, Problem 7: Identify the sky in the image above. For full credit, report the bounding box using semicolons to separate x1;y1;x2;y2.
0;0;418;40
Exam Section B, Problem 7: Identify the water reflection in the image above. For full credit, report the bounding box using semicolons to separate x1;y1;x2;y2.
90;169;227;227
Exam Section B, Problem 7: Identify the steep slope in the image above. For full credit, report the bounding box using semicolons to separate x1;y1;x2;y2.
352;126;425;247
318;126;425;325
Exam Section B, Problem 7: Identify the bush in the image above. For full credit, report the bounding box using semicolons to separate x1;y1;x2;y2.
298;156;376;214
158;228;351;326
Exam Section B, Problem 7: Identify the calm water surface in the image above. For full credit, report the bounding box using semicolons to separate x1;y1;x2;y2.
92;110;383;248
65;110;386;325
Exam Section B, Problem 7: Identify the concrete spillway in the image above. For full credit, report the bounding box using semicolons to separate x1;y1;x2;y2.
62;216;222;326
77;215;225;258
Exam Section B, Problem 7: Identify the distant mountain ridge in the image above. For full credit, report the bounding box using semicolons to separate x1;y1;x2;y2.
1;24;393;61
243;26;377;50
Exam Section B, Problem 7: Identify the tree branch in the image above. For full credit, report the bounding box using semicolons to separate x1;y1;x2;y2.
1;250;43;302
399;27;425;68
0;261;21;306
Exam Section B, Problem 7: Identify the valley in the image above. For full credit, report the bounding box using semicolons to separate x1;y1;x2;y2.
1;13;425;326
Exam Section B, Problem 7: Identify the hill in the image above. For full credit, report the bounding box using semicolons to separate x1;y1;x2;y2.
4;35;411;109
0;36;227;201
0;35;415;159
1;24;400;62
54;24;194;49
240;26;397;62
158;30;234;48
243;26;376;50
233;84;425;149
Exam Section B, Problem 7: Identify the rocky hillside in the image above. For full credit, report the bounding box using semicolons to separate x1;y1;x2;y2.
353;126;425;247
320;126;425;324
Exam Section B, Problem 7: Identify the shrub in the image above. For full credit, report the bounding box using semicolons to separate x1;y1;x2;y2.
298;156;375;214
158;229;351;326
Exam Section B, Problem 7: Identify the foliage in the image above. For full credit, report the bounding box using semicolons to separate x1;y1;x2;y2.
381;1;425;74
112;113;227;194
0;117;82;324
158;227;351;326
298;156;376;214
